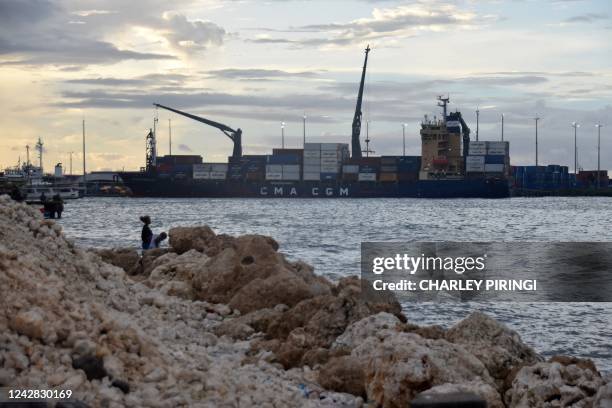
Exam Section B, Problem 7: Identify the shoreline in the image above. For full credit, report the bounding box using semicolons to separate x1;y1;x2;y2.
1;195;610;407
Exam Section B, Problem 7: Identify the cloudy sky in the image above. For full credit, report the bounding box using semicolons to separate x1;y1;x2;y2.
1;0;610;173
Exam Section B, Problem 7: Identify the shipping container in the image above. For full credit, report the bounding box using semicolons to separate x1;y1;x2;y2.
266;165;283;172
267;154;300;165
303;150;321;159
379;173;398;182
466;156;485;165
210;172;227;180
304;143;321;150
303;172;320;180
281;165;300;172
381;165;398;172
265;172;282;180
358;173;377;181
484;164;505;173
342;165;359;173
320;143;342;151
485;155;506;165
273;148;303;156
359;165;378;173
303;165;321;173
320;173;338;180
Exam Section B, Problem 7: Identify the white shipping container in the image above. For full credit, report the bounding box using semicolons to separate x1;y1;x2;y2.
303;150;321;158
321;167;339;173
469;141;487;149
303;165;321;173
265;173;282;180
466;156;485;165
304;143;321;150
210;164;228;172
320;143;342;150
282;174;300;180
487;141;509;149
342;165;359;173
469;147;487;155
193;171;210;180
303;173;320;180
210;172;227;179
266;165;283;172
193;164;211;172
466;165;485;172
484;164;505;172
303;157;321;163
321;150;339;157
358;173;377;181
487;148;508;155
282;165;300;172
320;160;340;166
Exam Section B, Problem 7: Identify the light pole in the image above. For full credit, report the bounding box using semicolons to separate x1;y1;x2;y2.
534;117;540;166
475;108;480;141
302;114;306;147
571;122;579;175
501;113;504;141
596;123;603;188
281;122;285;149
402;123;407;156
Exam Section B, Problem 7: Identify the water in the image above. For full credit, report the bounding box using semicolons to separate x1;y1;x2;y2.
58;197;611;372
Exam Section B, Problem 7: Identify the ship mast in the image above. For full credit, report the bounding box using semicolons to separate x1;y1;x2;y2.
351;45;370;159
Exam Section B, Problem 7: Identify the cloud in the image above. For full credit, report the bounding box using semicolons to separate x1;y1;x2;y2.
178;144;192;152
161;12;226;51
248;3;489;47
204;68;320;80
0;0;226;66
564;13;608;23
64;73;189;87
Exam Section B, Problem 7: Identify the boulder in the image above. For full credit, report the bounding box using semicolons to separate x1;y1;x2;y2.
318;356;366;397
504;357;604;407
351;332;494;407
418;380;504;408
332;312;401;350
594;382;612;408
93;248;140;275
446;312;541;388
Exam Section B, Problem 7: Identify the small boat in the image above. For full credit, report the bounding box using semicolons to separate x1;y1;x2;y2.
23;185;80;203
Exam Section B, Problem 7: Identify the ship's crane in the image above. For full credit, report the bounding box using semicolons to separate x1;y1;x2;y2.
153;103;242;158
351;45;370;159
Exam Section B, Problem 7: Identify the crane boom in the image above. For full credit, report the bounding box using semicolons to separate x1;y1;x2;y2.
154;103;242;158
351;45;370;159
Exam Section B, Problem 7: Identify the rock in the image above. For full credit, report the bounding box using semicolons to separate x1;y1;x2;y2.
332;312;401;350
504;358;604;407
418;380;504;408
351;332;494;407
318;356;366;397
93;248;140;275
594;382;612;408
11;309;45;340
169;226;227;255
111;379;130;394
446;311;541;388
72;354;108;381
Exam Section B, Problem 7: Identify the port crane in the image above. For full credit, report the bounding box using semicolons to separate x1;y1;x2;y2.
153;103;243;158
351;45;370;159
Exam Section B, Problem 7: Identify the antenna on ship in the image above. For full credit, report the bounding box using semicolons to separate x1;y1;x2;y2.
35;137;44;173
362;119;375;157
437;95;449;121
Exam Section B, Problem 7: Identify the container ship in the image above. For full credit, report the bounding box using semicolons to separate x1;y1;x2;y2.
119;47;510;198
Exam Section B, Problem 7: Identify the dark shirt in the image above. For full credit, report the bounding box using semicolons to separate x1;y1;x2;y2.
141;224;153;247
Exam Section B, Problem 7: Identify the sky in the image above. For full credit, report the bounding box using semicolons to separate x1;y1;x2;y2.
0;0;611;173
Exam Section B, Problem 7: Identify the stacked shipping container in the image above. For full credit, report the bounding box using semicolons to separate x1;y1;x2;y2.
466;141;509;174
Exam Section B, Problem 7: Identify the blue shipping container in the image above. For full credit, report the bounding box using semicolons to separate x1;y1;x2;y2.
485;155;506;165
268;155;300;165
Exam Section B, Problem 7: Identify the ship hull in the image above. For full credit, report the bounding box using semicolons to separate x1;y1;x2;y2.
118;172;510;198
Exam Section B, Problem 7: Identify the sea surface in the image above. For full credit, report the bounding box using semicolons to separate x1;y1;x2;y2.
57;196;611;372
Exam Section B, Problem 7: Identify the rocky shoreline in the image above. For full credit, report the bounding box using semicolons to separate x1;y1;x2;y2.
0;195;610;407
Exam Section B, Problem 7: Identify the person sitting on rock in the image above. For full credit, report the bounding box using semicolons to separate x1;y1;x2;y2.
151;232;168;249
140;215;153;249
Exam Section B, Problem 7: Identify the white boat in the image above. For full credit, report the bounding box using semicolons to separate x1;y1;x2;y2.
23;185;80;203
